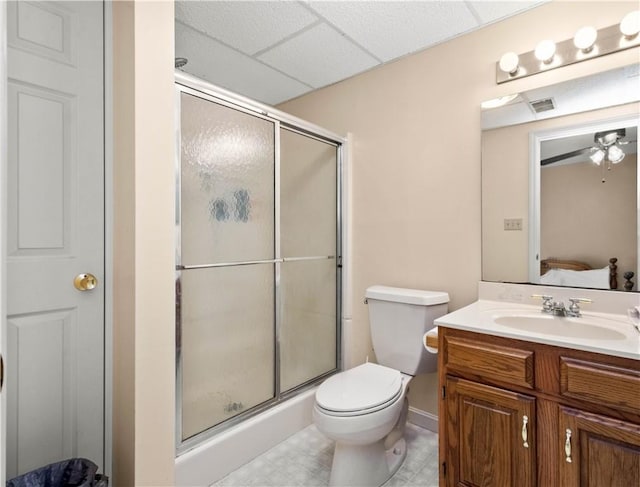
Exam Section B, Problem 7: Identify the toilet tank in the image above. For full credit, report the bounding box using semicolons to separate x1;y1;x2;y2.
365;286;449;375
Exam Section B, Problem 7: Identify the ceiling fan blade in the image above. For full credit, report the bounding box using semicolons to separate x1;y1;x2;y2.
541;147;591;166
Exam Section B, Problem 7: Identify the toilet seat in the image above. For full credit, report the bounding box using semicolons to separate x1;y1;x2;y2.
315;363;403;417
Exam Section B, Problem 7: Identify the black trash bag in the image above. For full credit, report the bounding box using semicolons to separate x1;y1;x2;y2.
7;458;108;487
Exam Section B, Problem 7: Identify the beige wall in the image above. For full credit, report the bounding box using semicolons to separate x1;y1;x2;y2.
279;1;639;415
112;1;175;485
541;154;637;279
482;102;639;283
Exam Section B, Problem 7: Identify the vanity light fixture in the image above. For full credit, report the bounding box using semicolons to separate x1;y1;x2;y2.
498;52;520;75
534;40;556;63
496;10;640;83
620;10;640;38
573;26;598;53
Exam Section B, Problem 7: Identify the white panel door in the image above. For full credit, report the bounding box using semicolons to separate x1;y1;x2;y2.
5;1;104;479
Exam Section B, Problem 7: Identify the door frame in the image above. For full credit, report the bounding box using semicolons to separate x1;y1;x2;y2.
103;1;114;479
529;114;640;285
0;1;113;480
0;1;8;483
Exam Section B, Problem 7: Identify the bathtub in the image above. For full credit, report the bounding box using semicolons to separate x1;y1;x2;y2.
175;388;317;486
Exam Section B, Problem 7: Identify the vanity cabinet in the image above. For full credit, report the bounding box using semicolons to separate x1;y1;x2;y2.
445;377;536;487
559;407;640;487
437;327;640;487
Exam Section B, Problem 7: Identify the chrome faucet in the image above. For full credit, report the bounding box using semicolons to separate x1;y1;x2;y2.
551;301;569;317
532;295;592;317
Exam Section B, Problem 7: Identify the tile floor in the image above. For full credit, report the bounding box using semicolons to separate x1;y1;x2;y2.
212;423;439;487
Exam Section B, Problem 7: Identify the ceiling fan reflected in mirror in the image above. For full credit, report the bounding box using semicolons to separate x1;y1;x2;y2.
541;128;635;167
541;127;637;183
589;129;628;165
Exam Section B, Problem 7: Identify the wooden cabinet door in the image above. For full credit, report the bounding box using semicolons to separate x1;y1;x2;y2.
445;376;536;487
559;406;640;487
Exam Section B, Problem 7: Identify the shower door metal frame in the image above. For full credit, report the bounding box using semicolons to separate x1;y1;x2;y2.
174;72;346;454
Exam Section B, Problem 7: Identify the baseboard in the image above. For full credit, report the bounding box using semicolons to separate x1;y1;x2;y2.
408;407;438;433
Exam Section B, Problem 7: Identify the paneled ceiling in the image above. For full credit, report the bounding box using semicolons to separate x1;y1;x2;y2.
175;0;548;106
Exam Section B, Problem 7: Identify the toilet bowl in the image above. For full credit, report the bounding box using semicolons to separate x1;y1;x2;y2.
313;363;411;487
313;286;449;487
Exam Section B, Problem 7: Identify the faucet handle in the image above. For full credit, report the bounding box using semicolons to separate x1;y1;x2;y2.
568;297;592;316
532;294;554;313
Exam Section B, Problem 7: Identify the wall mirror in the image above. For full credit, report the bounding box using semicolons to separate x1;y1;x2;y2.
481;63;640;291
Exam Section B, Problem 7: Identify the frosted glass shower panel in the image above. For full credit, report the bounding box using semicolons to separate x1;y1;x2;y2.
280;129;337;257
180;93;275;265
180;264;275;440
280;259;337;392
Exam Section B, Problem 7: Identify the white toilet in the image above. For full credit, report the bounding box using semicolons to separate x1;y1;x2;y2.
313;285;449;487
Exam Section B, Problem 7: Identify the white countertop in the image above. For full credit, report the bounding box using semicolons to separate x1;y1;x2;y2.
435;299;640;361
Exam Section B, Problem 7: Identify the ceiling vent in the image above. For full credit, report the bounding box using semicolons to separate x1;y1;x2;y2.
529;98;556;113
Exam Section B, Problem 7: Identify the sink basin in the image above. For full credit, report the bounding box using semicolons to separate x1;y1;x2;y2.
493;314;628;341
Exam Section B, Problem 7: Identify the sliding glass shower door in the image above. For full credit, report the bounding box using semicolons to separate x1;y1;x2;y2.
279;128;338;391
176;81;342;450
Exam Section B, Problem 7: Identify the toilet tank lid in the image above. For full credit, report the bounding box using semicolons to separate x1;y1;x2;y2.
365;285;449;306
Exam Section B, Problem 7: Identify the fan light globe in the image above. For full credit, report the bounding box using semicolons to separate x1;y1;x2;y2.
590;149;605;165
574;26;597;51
608;145;626;164
535;40;556;63
620;10;640;38
499;52;519;75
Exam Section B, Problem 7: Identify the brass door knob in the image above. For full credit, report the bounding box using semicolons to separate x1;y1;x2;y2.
74;273;98;291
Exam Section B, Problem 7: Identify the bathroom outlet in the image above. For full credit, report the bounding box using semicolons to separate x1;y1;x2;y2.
504;218;523;231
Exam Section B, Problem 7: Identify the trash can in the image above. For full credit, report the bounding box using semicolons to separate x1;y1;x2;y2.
6;458;108;487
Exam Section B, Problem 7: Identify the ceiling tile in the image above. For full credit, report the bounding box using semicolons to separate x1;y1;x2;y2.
307;1;479;62
175;0;319;55
468;1;549;24
176;22;314;105
258;23;380;88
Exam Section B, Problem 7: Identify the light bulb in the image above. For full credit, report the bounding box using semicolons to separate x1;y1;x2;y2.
573;26;597;52
590;148;605;165
535;40;556;63
620;10;640;38
608;145;625;164
499;52;520;75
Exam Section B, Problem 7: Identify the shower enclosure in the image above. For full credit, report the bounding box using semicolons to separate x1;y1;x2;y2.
175;73;344;452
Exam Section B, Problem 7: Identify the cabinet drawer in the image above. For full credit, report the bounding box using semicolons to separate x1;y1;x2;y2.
445;336;534;389
560;357;640;414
